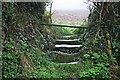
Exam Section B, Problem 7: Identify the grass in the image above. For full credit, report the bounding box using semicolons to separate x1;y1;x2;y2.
34;63;81;78
32;50;94;78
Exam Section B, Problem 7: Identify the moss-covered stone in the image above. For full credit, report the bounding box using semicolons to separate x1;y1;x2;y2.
48;51;80;63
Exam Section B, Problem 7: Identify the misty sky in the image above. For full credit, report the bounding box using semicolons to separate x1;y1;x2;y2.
51;0;89;10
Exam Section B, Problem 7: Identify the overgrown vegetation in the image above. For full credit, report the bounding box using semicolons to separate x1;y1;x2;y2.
2;1;120;80
77;2;120;79
2;2;57;78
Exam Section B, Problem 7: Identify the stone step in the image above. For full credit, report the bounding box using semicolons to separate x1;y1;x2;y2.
61;35;78;38
56;39;79;42
49;51;78;55
68;61;79;64
59;61;79;64
55;39;80;45
47;51;80;63
62;35;72;38
52;44;82;53
55;44;82;48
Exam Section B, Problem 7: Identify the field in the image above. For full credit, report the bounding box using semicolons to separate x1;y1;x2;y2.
52;10;90;25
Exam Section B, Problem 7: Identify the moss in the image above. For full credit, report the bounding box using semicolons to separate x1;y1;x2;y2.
47;52;80;63
32;54;94;78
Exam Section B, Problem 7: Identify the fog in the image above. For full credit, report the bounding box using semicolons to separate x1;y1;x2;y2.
52;0;88;11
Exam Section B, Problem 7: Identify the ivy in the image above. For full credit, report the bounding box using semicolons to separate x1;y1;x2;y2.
79;64;110;79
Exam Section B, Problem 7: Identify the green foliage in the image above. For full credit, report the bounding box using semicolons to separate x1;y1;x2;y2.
3;36;113;79
92;53;100;60
52;21;86;37
2;33;48;78
100;53;108;62
72;22;87;39
3;52;13;59
4;40;14;51
80;52;117;79
33;60;94;78
3;2;119;79
3;38;19;78
93;38;99;44
79;63;110;79
100;52;116;65
53;27;73;37
2;2;59;78
83;54;90;59
84;53;107;63
112;39;120;53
